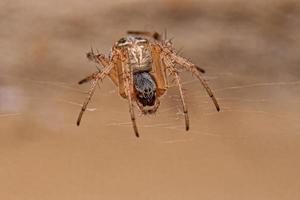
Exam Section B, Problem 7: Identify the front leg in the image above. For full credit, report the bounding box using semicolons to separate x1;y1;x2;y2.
77;63;115;126
163;57;189;131
78;71;100;85
83;49;119;86
122;61;139;137
163;49;220;112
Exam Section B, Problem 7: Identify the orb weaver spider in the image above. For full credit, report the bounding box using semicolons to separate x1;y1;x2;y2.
77;31;220;137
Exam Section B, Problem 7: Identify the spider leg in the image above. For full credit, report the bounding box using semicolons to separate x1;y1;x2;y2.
77;78;98;126
122;63;139;137
136;98;161;115
126;80;139;137
165;60;190;130
77;63;114;126
171;69;189;131
78;71;100;85
83;51;119;86
165;51;220;112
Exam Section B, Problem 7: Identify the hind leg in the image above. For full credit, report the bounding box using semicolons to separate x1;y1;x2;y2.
162;47;220;112
167;65;189;131
150;44;168;97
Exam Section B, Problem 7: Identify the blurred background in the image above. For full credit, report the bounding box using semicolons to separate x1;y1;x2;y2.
1;0;300;199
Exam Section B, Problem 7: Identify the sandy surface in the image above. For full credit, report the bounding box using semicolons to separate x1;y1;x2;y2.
1;0;300;199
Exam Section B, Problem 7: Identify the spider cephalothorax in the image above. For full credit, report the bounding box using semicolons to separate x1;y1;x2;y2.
77;31;220;137
116;36;153;73
114;36;160;113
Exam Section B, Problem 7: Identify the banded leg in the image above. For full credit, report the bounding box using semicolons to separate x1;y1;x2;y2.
78;71;100;85
85;50;119;86
77;64;114;126
171;69;189;131
191;68;220;112
166;52;220;112
123;65;139;137
163;57;189;131
151;43;167;97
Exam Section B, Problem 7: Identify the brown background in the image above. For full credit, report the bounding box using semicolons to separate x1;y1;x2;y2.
1;0;300;199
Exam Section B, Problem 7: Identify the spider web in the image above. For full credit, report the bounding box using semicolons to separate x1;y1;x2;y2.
1;66;299;142
1;1;300;199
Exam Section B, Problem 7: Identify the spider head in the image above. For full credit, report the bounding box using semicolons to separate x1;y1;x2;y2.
115;36;153;73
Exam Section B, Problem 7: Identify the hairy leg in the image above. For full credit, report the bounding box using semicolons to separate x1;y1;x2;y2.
77;63;114;126
171;69;189;131
78;71;100;85
85;49;119;86
164;50;220;112
118;50;140;137
163;57;190;131
150;44;167;97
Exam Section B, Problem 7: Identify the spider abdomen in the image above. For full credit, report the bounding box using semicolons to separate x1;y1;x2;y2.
133;72;157;107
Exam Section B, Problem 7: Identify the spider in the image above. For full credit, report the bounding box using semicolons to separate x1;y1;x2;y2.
77;31;220;137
